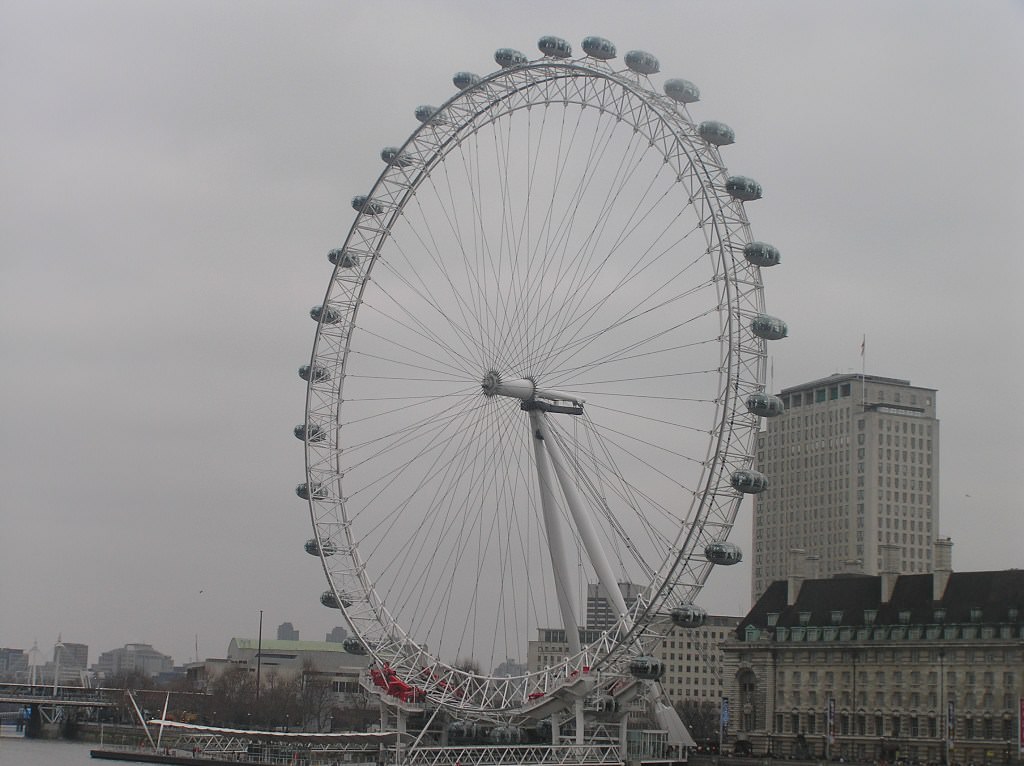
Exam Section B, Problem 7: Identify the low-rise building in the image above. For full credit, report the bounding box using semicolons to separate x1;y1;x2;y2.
722;548;1024;765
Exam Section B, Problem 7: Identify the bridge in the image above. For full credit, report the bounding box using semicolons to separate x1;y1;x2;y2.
0;682;118;727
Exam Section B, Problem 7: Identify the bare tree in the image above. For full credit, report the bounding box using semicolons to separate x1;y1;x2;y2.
297;659;335;732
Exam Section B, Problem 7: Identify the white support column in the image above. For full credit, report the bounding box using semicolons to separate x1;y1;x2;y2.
537;412;631;625
529;410;581;654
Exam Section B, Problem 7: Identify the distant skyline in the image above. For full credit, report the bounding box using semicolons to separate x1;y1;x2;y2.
2;0;1022;666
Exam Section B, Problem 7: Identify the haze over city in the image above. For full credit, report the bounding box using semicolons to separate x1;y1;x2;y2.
2;0;1022;668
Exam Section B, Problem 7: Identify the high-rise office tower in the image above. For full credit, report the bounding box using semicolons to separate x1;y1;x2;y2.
751;373;938;601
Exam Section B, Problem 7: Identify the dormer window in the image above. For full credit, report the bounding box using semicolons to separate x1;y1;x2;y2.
799;611;812;626
898;610;911;625
969;607;983;623
767;612;779;627
1009;608;1019;621
864;609;877;625
831;610;843;626
934;609;946;624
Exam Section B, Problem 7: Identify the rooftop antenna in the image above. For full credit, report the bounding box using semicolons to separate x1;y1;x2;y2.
860;334;867;409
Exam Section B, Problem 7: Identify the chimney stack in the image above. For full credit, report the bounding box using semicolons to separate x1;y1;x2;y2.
933;537;954;601
787;548;806;606
804;553;821;581
879;543;900;603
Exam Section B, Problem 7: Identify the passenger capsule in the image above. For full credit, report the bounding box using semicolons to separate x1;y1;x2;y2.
494;48;528;68
538;36;572;59
628;656;664;680
320;590;352;609
751;314;788;341
351;195;385;215
671;603;708;628
743;241;781;268
698;121;735;146
730;469;769;494
296;482;328;500
342;637;367;655
725;176;763;202
490;725;523;744
298;364;330;383
293;423;326;442
624;50;659;75
381;147;414;167
452;71;481;90
310;304;341;324
663;78;700;104
304;538;338;557
414;105;440;124
447;722;481;742
328;248;359;268
745;392;785;418
705;541;744;566
582;36;616;60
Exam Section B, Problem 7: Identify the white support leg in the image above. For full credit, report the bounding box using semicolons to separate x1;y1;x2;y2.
536;412;632;626
529;410;581;654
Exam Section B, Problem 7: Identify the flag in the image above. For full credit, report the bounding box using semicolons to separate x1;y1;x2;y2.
860;335;865;357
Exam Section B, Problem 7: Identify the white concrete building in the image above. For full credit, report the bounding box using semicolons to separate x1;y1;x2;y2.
752;374;939;601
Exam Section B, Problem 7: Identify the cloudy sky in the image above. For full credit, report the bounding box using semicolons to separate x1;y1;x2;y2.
2;0;1022;669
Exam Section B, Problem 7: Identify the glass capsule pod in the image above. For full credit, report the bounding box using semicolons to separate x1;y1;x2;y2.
494;48;528;68
414;105;439;124
380;147;414;167
293;423;326;442
490;725;523;744
538;36;572;58
663;78;700;104
304;538;338;557
320;590;352;609
704;541;743;566
447;721;482;743
295;482;327;500
310;304;341;324
582;36;616;60
698;121;735;146
298;364;330;383
452;71;481;90
342;637;367;655
743;241;781;268
730;469;769;494
351;195;385;215
671;603;708;628
751;314;788;341
725;176;763;202
628;655;664;680
745;392;785;418
624;50;659;75
328;248;359;268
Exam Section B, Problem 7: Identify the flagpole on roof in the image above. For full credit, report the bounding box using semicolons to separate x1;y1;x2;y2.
860;334;866;409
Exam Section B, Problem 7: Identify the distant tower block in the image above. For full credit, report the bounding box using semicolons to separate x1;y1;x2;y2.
277;622;299;641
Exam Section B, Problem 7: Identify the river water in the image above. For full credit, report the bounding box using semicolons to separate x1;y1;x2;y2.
0;733;96;765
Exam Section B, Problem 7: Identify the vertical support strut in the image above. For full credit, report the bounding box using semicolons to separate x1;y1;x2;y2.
528;410;581;654
536;411;632;626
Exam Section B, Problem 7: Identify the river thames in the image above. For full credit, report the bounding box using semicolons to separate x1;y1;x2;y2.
0;733;96;765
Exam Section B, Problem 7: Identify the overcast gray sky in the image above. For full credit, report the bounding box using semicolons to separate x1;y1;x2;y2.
2;0;1022;669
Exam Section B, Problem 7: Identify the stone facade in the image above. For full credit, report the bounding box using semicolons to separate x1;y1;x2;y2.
722;568;1024;765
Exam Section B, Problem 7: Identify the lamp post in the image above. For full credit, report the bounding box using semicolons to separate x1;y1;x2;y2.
256;610;263;703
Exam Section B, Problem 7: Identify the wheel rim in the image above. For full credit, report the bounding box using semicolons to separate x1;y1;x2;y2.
302;52;770;716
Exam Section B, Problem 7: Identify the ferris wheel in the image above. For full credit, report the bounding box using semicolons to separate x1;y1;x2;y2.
298;35;785;719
